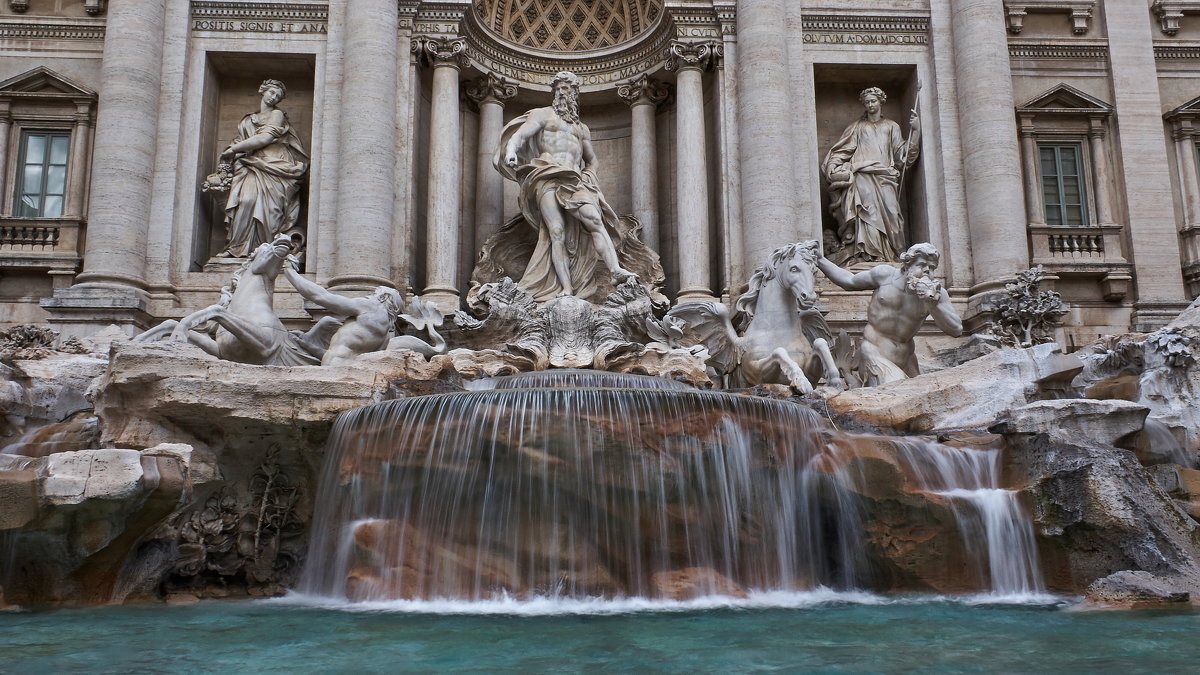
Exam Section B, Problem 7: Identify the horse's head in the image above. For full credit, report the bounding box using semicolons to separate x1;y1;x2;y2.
735;240;822;319
247;235;295;277
774;240;821;311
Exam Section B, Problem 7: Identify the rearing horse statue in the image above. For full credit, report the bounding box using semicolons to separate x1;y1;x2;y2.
135;235;336;365
665;240;844;393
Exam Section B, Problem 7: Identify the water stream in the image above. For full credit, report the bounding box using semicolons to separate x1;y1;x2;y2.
302;371;1042;602
894;440;1044;596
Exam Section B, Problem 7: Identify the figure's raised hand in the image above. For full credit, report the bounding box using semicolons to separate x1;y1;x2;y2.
285;254;301;272
909;111;921;132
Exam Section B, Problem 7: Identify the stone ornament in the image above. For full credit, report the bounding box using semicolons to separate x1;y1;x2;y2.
207;79;309;259
488;70;665;305
617;74;670;108
822;86;920;265
413;36;468;68
465;73;518;107
135;235;336;366
282;256;447;367
665;41;721;72
667;241;844;393
816;242;962;387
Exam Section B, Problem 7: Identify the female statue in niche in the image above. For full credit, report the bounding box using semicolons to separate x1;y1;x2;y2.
209;79;309;258
822;86;920;265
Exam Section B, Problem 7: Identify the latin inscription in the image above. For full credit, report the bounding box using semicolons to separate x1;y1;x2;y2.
802;33;927;45
192;20;328;34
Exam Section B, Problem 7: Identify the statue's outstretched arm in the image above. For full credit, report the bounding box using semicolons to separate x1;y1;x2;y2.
931;288;963;337
816;256;879;291
504;111;545;165
282;260;363;317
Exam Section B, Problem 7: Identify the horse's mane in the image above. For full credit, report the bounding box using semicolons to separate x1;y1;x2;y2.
734;240;819;319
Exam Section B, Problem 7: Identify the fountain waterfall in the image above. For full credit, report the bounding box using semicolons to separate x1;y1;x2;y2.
302;372;1042;601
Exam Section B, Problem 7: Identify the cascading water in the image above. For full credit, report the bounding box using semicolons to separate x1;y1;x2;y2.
894;440;1044;596
301;371;867;601
301;371;1046;602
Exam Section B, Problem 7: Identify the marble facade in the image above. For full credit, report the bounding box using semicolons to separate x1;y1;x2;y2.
0;0;1197;345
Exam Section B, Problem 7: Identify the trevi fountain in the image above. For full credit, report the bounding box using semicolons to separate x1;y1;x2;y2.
3;0;1200;671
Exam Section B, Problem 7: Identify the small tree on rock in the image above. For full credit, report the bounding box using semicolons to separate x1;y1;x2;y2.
990;265;1068;347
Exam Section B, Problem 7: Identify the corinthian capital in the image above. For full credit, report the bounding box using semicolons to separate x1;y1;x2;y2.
666;41;722;73
413;35;467;69
465;73;518;107
617;75;670;108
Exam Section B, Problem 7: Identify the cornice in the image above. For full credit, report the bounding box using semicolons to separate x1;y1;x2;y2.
0;17;105;42
1008;39;1108;60
190;1;328;23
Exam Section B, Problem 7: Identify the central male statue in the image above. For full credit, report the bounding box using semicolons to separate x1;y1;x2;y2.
496;71;638;302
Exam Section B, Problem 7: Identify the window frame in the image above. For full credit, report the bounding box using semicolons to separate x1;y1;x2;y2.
1038;140;1091;227
13;129;71;219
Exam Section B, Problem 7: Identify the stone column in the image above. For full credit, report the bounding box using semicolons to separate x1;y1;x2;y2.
1105;0;1188;328
950;0;1029;296
736;0;799;270
330;0;398;291
0;102;11;216
669;42;719;303
618;75;669;255
1172;121;1200;228
1017;116;1045;226
71;0;167;291
1088;116;1115;226
465;73;516;256
418;36;466;313
64;102;92;219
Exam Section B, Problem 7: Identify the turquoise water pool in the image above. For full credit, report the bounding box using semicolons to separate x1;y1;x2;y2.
3;593;1199;673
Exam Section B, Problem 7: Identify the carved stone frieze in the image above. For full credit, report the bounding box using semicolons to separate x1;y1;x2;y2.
665;41;721;73
465;73;518;107
190;1;328;34
1003;1;1095;35
1008;40;1108;60
0;18;105;42
1156;44;1200;59
617;74;669;107
800;12;929;47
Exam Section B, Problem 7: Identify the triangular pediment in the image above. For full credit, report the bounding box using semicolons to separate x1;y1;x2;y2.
1017;83;1112;114
0;67;96;98
1166;93;1200;119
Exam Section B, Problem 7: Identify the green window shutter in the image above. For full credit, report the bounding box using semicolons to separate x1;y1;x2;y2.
14;131;70;218
1038;142;1089;227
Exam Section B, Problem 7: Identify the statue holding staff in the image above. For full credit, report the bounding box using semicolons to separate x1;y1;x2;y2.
822;86;920;265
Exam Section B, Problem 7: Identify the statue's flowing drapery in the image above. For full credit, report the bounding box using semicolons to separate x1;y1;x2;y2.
222;112;308;257
493;111;628;302
822;117;917;263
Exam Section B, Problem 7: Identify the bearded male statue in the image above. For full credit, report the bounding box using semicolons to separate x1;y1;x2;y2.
494;71;641;302
816;242;962;386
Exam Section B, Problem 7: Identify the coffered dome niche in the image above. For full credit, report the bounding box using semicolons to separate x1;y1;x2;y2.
474;0;664;52
462;0;675;91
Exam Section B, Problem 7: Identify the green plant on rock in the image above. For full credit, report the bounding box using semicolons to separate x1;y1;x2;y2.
990;265;1068;347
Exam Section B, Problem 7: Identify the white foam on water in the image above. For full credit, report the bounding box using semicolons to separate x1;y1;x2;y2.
271;588;1066;616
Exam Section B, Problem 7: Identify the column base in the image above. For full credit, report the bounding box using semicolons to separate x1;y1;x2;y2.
675;287;718;305
40;285;153;338
327;275;398;295
421;287;462;315
1133;301;1193;333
